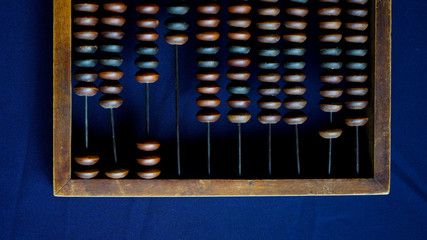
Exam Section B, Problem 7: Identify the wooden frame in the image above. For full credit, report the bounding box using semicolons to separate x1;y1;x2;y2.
53;0;391;197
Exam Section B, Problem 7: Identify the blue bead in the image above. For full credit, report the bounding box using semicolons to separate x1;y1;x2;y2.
346;62;367;70
258;47;280;57
197;56;219;68
227;81;250;95
320;48;342;56
196;43;220;55
73;56;97;68
100;54;123;67
75;45;98;54
346;49;368;57
284;60;306;70
283;47;306;56
258;58;280;70
166;1;190;15
135;56;159;69
321;62;342;70
135;42;159;55
228;44;251;54
165;17;189;31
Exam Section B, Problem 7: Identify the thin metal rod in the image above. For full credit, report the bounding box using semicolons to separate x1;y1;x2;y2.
268;124;272;176
356;126;359;175
295;124;300;175
84;96;88;150
207;122;211;175
110;108;118;165
146;83;150;136
175;45;181;176
329;112;333;123
328;138;332;175
238;123;242;176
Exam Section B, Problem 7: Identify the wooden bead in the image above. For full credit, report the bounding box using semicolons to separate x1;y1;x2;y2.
166;1;190;15
104;168;129;179
74;44;98;54
73;3;99;13
228;29;251;41
347;8;368;17
197;82;220;94
345;84;368;96
136;168;161;179
103;2;127;13
197;56;219;68
135;55;159;69
197;95;221;108
258;70;281;82
258;83;281;96
101;29;124;40
73;82;98;96
100;53;123;67
319;33;342;43
345;74;368;83
346;0;369;4
320;71;343;84
318;7;341;16
283;96;307;110
283;33;307;43
319;99;343;112
74;15;98;26
228;4;251;14
283;111;307;125
136;3;159;14
136;29;159;42
227;56;250;68
197;69;220;81
319;20;342;30
228;43;251;54
99;80;123;94
74;68;98;82
227;81;250;95
227;95;250;109
257;19;281;30
74;154;100;166
345;35;368;43
196;30;220;41
258;6;280;16
197;2;220;14
165;17;189;31
73;29;98;40
227;109;251;124
319;85;343;98
345;113;368;127
346;21;369;31
345;97;368;110
258;110;281;124
228;17;251;28
286;7;308;17
102;15;126;27
283;71;306;82
283;83;306;95
99;94;123;109
100;41;123;53
135;42;159;55
135;69;159;83
258;96;281;110
197;42;220;55
74;168;99;179
284;20;307;30
197;17;220;28
164;32;188;45
226;69;251;81
137;138;160;152
196;108;221;123
319;127;342;139
136;16;159;29
258;33;281;43
258;57;280;70
136;155;161;166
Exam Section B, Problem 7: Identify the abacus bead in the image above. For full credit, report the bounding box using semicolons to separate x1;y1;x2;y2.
228;18;252;28
136;155;161;166
286;7;309;17
99;94;123;109
228;4;251;14
74;15;98;26
73;30;98;40
73;3;99;12
284;20;308;30
136;3;159;14
136;29;159;42
346;62;367;70
196;69;220;81
258;96;281;109
345;98;368;110
136;16;160;29
319;33;342;43
100;53;123;67
345;35;368;43
283;33;307;43
164;32;188;45
196;82;220;94
104;168;129;179
258;6;280;16
99;80;123;94
258;46;280;57
227;95;251;109
320;72;343;84
347;0;369;4
164;17;189;31
196;95;221;108
258;57;280;70
135;69;159;83
347;8;368;17
258;70;281;82
318;7;341;16
346;49;368;57
102;15;126;27
228;43;251;54
345;74;368;83
283;47;306;56
103;2;127;13
283;111;307;125
257;20;281;30
102;29;125;40
196;30;220;41
197;2;220;14
197;43;220;55
227;81;250;95
227;109;251;124
283;71;306;82
135;56;159;69
228;29;251;41
346;21;369;31
345;84;369;96
197;17;220;28
319;99;343;112
196;108;221;123
227;57;251;68
284;59;306;70
320;47;342;56
166;1;190;15
258;33;281;43
73;57;97;68
283;96;307;110
74;154;100;166
75;44;98;54
320;61;343;70
319;85;343;98
136;137;160;151
319;20;342;30
258;83;281;96
73;82;98;96
99;67;123;80
319;128;342;139
135;42;159;55
345;114;369;127
136;168;161;179
74;68;98;82
100;41;124;53
283;83;306;95
226;69;251;81
74;168;99;179
258;110;281;124
197;56;219;68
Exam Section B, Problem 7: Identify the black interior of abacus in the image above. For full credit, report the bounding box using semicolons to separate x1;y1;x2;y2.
71;0;374;179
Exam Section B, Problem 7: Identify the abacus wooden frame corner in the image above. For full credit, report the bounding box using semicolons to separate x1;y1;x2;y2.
53;0;391;197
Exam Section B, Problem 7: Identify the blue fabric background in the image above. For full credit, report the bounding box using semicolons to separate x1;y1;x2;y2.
0;0;426;239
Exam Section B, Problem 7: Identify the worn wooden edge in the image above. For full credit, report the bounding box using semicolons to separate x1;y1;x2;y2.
53;0;72;194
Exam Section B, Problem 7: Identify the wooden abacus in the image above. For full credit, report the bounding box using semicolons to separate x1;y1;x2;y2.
54;0;391;196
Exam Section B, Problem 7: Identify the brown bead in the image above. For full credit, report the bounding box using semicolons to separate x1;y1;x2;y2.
228;4;251;14
258;33;281;43
104;168;129;179
283;96;307;110
226;69;250;81
345;98;368;110
319;20;342;30
74;168;99;179
283;71;306;82
136;30;159;42
99;67;123;80
197;17;220;28
136;3;159;14
73;3;99;12
258;96;281;110
136;17;159;29
345;115;369;127
73;82;98;97
319;128;342;139
345;74;368;83
320;72;343;84
283;111;307;125
74;15;98;26
73;30;98;40
137;138;160;151
283;33;307;43
227;109;251;123
165;32;188;45
228;29;251;41
258;83;281;96
136;154;161;166
319;85;343;98
135;69;159;83
257;20;281;30
136;168;161;179
283;83;306;95
258;70;281;82
74;68;98;82
284;20;307;30
196;30;220;41
102;15;126;27
103;2;127;13
258;110;281;124
347;0;369;4
319;33;342;43
196;82;220;94
347;8;368;17
74;154;100;166
197;95;221;108
228;18;251;28
99;81;123;94
197;108;221;123
346;21;369;31
102;29;124;40
286;7;308;17
227;57;250;68
319;99;343;112
99;94;123;109
197;69;220;81
258;6;280;16
197;3;220;14
345;85;368;96
345;35;368;43
318;7;341;16
228;95;250;109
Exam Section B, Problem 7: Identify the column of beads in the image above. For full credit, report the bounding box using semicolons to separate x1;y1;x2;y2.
226;0;252;177
98;1;129;179
134;2;161;180
256;0;282;176
317;0;344;176
72;1;100;179
195;1;221;176
282;0;309;176
344;0;369;175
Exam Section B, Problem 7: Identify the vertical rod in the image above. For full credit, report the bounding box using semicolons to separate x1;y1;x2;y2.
146;83;150;136
84;96;88;150
295;124;300;175
110;108;118;165
175;45;181;176
356;125;359;175
268;124;272;175
238;123;242;176
328;138;332;175
207;122;211;175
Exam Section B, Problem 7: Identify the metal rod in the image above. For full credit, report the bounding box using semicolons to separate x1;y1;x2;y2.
110;108;118;165
295;124;300;175
238;123;242;176
356;125;359;175
175;45;181;176
207;122;211;175
328;138;332;175
146;83;150;136
84;96;88;150
268;124;272;175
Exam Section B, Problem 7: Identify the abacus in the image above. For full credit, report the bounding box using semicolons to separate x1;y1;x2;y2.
53;0;391;196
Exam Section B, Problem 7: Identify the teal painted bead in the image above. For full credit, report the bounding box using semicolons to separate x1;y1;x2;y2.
100;41;124;53
197;56;219;68
73;55;97;68
75;44;98;54
165;17;189;31
321;61;343;70
227;81;250;95
135;56;159;69
135;42;159;55
228;43;251;54
284;58;306;70
320;48;342;56
346;49;368;57
258;57;280;70
346;62;367;70
258;46;280;57
283;47;306;56
99;53;123;67
166;1;190;15
196;43;220;55
290;0;308;3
